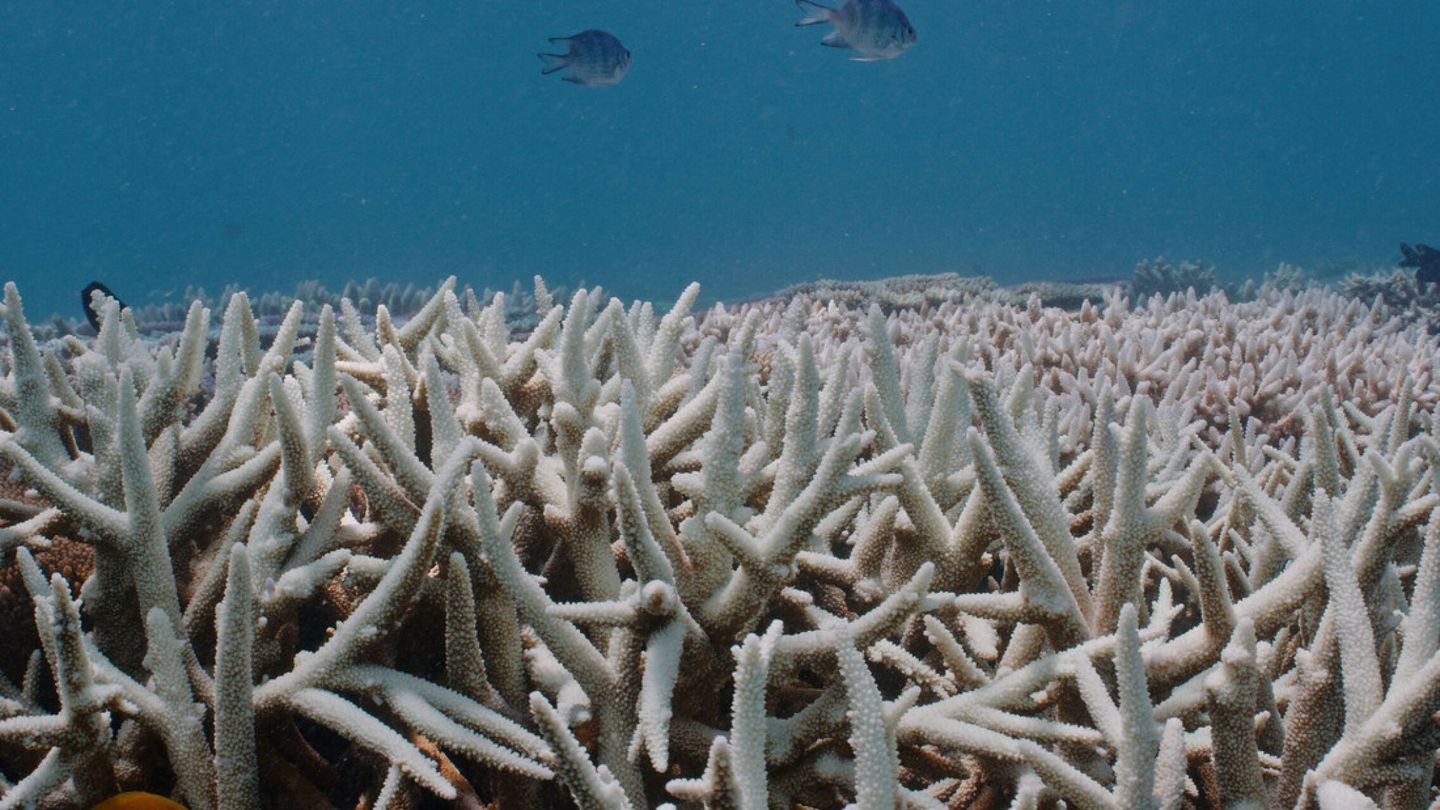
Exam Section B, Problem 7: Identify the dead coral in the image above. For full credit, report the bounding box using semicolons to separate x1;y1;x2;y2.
0;275;1439;808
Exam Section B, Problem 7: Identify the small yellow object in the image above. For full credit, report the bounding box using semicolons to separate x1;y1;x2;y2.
89;792;188;810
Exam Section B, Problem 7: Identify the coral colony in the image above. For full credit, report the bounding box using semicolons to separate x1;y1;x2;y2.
3;271;1440;810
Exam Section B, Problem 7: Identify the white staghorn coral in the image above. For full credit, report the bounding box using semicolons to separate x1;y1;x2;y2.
2;274;1440;808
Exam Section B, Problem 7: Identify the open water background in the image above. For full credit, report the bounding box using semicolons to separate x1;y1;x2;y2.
3;1;1439;320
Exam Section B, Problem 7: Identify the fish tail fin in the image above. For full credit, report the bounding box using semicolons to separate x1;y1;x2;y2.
795;0;834;26
538;52;569;75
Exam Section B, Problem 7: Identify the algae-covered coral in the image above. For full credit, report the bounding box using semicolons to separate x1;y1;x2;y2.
2;276;1440;809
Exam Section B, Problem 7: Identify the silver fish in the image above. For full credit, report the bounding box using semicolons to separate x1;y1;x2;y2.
538;30;632;86
795;0;917;61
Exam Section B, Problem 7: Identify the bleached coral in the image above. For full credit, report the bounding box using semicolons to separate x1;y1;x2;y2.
765;273;998;311
42;276;555;343
1260;262;1314;294
758;272;1122;314
2;274;1440;808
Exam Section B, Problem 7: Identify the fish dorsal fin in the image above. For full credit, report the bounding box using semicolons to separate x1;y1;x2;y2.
796;0;835;26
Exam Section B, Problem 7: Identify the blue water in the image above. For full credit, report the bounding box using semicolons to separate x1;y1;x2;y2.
3;1;1439;321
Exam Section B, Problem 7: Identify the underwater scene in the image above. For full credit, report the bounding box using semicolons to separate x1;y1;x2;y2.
3;2;1440;809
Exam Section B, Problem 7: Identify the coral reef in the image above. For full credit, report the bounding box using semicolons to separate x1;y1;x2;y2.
997;281;1119;311
1259;262;1313;294
41;277;555;341
1339;268;1440;333
1;275;1440;808
762;273;1121;313
1130;257;1221;300
766;273;999;311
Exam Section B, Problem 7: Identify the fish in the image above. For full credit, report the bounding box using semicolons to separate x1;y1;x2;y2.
538;30;632;86
1400;242;1440;287
795;0;917;61
81;280;126;332
88;792;188;810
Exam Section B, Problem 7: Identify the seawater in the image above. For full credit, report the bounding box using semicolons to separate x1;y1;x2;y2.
2;1;1438;320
